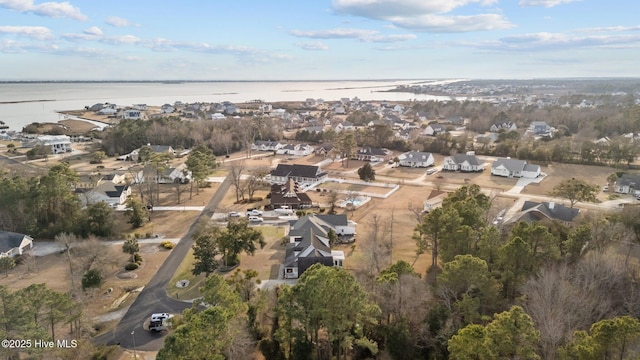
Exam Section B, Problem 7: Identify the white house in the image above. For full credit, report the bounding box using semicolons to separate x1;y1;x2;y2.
490;121;517;132
443;153;485;172
398;151;434;168
132;104;148;110
161;104;175;114
276;144;314;156
136;164;192;184
0;231;33;258
423;124;446;136
98;106;118;115
81;182;131;207
252;140;285;152
123;109;142;120
614;173;640;195
491;158;540;178
24;135;72;154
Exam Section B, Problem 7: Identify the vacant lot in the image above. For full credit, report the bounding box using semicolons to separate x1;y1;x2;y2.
521;163;617;199
316;181;396;195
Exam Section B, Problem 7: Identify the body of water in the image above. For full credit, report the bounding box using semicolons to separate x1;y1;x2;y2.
0;80;460;131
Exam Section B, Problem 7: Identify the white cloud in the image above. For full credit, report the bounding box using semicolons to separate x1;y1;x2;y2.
468;32;640;51
83;26;102;36
518;0;581;7
390;14;513;32
331;0;511;33
0;25;53;40
295;41;329;50
332;0;497;19
105;16;135;27
0;0;87;21
290;28;377;39
62;30;140;45
290;27;416;43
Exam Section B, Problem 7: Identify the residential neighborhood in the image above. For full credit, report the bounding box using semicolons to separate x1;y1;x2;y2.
3;78;640;359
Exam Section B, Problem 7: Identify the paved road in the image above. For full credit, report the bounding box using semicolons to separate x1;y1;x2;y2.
94;173;233;351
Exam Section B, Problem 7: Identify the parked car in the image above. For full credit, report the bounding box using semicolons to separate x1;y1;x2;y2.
229;211;241;217
246;209;263;216
603;185;609;192
248;216;264;223
426;168;438;175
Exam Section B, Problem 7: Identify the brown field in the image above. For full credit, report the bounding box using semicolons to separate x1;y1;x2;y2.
378;166;426;179
521;162;617;199
316;181;396;195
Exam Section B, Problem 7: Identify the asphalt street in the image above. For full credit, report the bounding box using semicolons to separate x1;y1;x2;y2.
94;173;232;351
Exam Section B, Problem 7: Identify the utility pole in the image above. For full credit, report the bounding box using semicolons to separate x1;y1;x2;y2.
131;330;137;359
390;208;394;265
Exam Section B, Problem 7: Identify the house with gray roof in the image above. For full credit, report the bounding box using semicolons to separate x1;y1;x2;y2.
252;140;285;152
614;173;640;195
398;151;434;168
505;201;580;224
0;231;33;258
283;214;353;279
269;164;328;186
423;124;447;136
443;154;484;172
491;158;540;178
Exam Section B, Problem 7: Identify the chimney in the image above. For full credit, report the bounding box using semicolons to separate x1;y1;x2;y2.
548;202;555;209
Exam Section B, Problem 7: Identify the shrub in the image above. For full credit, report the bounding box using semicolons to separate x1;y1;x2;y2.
133;253;143;264
318;208;325;213
82;269;103;289
160;241;175;249
145;232;153;238
134;233;141;239
125;262;139;271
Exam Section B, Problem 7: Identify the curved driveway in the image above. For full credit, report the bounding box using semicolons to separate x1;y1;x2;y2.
94;174;232;351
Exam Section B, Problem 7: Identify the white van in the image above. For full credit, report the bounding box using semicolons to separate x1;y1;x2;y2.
248;216;264;223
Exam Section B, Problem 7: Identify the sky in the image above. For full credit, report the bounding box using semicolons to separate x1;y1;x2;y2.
0;0;638;81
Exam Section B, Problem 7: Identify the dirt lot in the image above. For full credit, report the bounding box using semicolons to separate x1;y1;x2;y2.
521;162;617;200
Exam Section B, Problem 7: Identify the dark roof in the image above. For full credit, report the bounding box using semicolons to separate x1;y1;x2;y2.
451;154;481;165
0;231;30;253
271;164;320;178
357;147;387;156
270;180;311;207
94;182;127;198
520;201;580;222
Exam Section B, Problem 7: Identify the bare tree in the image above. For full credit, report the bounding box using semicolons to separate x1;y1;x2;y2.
230;161;246;203
245;167;269;200
362;214;392;277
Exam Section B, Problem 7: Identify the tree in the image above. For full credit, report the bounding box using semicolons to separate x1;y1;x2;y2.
559;316;640;360
92;151;106;164
358;162;376;182
337;133;357;167
448;324;489;360
217;218;265;266
279;265;380;359
158;275;249;360
484;306;540;360
124;197;148;228
81;269;102;289
185;144;216;195
229;161;246;202
6;143;15;153
192;222;221;277
122;238;139;263
437;255;500;325
414;207;461;269
245;167;269;200
550;178;599;208
0;257;15;277
81;202;115;237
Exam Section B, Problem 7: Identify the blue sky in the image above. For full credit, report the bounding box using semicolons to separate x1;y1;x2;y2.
0;0;638;80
